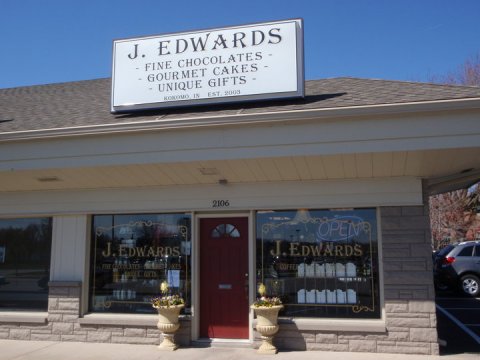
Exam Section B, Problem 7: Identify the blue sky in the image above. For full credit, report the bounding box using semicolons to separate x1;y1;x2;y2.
1;0;479;89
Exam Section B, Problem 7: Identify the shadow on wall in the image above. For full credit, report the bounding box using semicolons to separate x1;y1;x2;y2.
273;321;307;351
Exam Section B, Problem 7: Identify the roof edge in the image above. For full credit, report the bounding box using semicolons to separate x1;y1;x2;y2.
1;96;480;142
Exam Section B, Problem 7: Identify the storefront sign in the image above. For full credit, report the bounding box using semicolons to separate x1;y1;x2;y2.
316;215;369;242
111;19;304;112
269;241;364;257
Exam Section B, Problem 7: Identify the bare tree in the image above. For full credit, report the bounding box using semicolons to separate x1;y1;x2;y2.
428;53;480;249
429;53;480;86
430;188;479;250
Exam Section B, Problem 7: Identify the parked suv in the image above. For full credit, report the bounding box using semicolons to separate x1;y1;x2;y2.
433;240;480;297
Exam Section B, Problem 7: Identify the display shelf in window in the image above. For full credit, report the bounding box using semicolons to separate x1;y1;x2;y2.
90;214;191;314
256;208;380;319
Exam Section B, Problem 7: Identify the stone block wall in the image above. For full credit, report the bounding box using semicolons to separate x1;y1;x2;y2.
71;320;191;346
381;205;438;355
0;322;52;341
47;281;82;341
263;205;439;355
0;281;190;347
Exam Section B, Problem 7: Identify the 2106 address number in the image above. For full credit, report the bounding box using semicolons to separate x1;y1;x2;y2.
212;200;230;208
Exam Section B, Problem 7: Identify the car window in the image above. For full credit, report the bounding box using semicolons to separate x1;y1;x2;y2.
474;245;480;257
438;245;455;256
457;246;473;257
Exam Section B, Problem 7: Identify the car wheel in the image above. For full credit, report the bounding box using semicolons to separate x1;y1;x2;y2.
460;274;480;297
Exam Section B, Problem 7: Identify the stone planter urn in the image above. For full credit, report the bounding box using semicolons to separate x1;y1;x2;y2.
251;304;283;354
154;304;184;351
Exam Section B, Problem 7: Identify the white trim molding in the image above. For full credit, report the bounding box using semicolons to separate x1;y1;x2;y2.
0;177;422;217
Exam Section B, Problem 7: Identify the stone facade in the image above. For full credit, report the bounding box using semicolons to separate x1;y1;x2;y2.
0;205;438;354
0;281;190;347
380;204;439;355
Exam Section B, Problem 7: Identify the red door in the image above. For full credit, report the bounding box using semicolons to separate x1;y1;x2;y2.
200;217;249;339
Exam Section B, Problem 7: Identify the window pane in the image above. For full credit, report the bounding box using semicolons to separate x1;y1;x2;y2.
438;245;455;257
256;208;380;319
0;218;52;311
90;213;191;314
475;245;480;257
457;246;473;257
211;224;240;238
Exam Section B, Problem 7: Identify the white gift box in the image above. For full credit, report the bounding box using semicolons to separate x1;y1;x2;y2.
346;262;356;277
305;263;315;277
326;290;336;304
306;290;316;303
347;289;357;304
316;289;326;303
297;263;305;277
325;263;335;278
297;289;306;303
315;263;325;277
336;289;346;304
335;263;346;277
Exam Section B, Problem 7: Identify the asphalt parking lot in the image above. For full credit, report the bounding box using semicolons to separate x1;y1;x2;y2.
435;292;480;354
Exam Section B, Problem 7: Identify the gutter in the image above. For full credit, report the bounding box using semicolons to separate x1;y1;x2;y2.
426;168;480;195
1;97;480;142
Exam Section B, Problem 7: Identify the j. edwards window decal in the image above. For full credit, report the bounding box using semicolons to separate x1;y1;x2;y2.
90;213;191;314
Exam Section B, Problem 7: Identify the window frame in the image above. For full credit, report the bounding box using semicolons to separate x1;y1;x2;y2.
255;207;381;320
88;212;192;315
0;216;53;312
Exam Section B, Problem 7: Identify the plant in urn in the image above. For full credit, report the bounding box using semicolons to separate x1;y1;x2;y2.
251;283;283;355
151;281;184;351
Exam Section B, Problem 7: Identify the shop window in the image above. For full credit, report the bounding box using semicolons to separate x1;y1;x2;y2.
256;208;380;319
0;218;52;311
89;213;191;314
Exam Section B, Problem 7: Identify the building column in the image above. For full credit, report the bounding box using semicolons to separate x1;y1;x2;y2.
47;281;83;341
381;202;439;355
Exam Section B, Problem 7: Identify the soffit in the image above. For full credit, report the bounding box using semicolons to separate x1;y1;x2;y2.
1;148;479;192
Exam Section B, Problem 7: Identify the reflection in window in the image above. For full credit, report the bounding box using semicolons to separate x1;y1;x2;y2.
211;223;240;238
256;208;380;319
0;218;52;311
90;213;191;314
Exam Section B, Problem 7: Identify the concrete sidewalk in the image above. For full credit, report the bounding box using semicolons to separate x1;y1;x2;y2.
1;340;478;360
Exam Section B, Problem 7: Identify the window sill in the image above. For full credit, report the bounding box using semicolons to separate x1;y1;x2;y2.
79;313;191;327
0;311;48;324
277;317;386;333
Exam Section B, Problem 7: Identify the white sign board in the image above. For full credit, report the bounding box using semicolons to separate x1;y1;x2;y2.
111;19;304;112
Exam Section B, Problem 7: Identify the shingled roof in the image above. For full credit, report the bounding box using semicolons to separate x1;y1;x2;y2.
1;77;480;134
